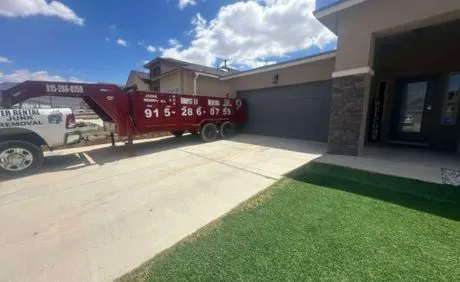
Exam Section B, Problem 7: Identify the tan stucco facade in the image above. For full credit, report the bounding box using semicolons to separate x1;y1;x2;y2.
228;57;335;96
158;69;231;97
184;71;195;94
161;62;179;74
328;0;460;72
160;71;182;94
197;76;232;98
125;72;150;91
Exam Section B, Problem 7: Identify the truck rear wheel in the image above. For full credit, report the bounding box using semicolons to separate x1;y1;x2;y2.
172;130;184;138
219;121;236;139
0;140;44;176
201;123;218;142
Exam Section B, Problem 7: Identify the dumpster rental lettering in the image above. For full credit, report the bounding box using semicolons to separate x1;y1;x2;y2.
143;94;159;103
0;109;43;128
143;106;232;118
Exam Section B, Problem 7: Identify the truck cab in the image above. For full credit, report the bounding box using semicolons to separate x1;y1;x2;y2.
0;108;81;175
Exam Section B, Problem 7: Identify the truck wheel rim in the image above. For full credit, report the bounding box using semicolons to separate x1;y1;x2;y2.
204;126;216;139
223;124;232;136
0;148;34;171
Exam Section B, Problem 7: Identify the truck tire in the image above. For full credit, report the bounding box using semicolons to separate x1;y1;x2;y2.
0;140;44;176
172;130;184;138
219;121;236;139
201;123;218;142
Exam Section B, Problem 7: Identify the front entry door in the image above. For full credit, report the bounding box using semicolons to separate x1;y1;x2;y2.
391;76;437;143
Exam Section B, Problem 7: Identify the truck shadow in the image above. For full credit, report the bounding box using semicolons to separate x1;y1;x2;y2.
80;135;202;165
1;134;326;181
0;135;202;180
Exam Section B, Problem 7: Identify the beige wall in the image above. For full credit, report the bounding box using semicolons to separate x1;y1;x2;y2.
180;71;231;97
334;0;460;71
184;71;195;94
157;58;334;98
228;58;335;95
126;73;150;91
160;71;182;93
159;69;230;97
161;62;180;74
197;76;231;98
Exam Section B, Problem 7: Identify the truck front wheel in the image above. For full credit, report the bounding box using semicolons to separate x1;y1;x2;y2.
201;123;218;142
0;141;44;176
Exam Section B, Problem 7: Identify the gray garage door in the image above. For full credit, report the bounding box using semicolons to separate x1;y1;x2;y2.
238;81;332;142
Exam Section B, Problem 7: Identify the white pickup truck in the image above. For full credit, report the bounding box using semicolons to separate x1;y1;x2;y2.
0;108;81;176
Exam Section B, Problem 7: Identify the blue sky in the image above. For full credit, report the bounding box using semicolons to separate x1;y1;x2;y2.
0;0;338;84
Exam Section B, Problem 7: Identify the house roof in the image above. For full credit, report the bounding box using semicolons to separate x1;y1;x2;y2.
221;50;336;80
130;70;150;80
126;70;151;87
182;64;239;77
142;51;336;81
0;82;18;91
143;57;239;77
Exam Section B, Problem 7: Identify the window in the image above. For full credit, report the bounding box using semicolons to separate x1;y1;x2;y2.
441;73;460;125
151;67;161;78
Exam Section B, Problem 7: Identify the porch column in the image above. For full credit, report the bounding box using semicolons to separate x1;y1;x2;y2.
327;68;373;156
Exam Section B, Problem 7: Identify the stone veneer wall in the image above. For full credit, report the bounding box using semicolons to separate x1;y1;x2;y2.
327;74;371;156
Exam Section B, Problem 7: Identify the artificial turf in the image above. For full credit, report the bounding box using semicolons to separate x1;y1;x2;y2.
118;163;460;281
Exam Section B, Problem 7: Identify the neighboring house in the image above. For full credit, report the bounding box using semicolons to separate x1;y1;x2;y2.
143;57;238;97
0;82;17;91
125;70;151;91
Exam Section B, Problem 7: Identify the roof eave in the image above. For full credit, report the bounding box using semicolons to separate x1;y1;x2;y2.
221;51;336;80
143;57;163;69
313;0;369;19
313;0;370;34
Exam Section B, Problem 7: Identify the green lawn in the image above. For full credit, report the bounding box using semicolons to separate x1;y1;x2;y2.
118;163;460;282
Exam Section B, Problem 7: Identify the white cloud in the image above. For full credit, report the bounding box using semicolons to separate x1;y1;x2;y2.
146;45;157;53
160;0;336;69
109;25;117;31
137;41;156;52
0;0;84;26
68;76;85;83
0;56;12;64
116;38;128;47
168;38;182;48
0;69;83;83
105;37;110;42
178;0;197;9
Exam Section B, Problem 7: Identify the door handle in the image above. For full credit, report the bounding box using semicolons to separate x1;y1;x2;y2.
426;105;432;111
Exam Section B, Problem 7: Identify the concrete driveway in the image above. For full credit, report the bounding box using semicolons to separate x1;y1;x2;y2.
0;135;325;281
